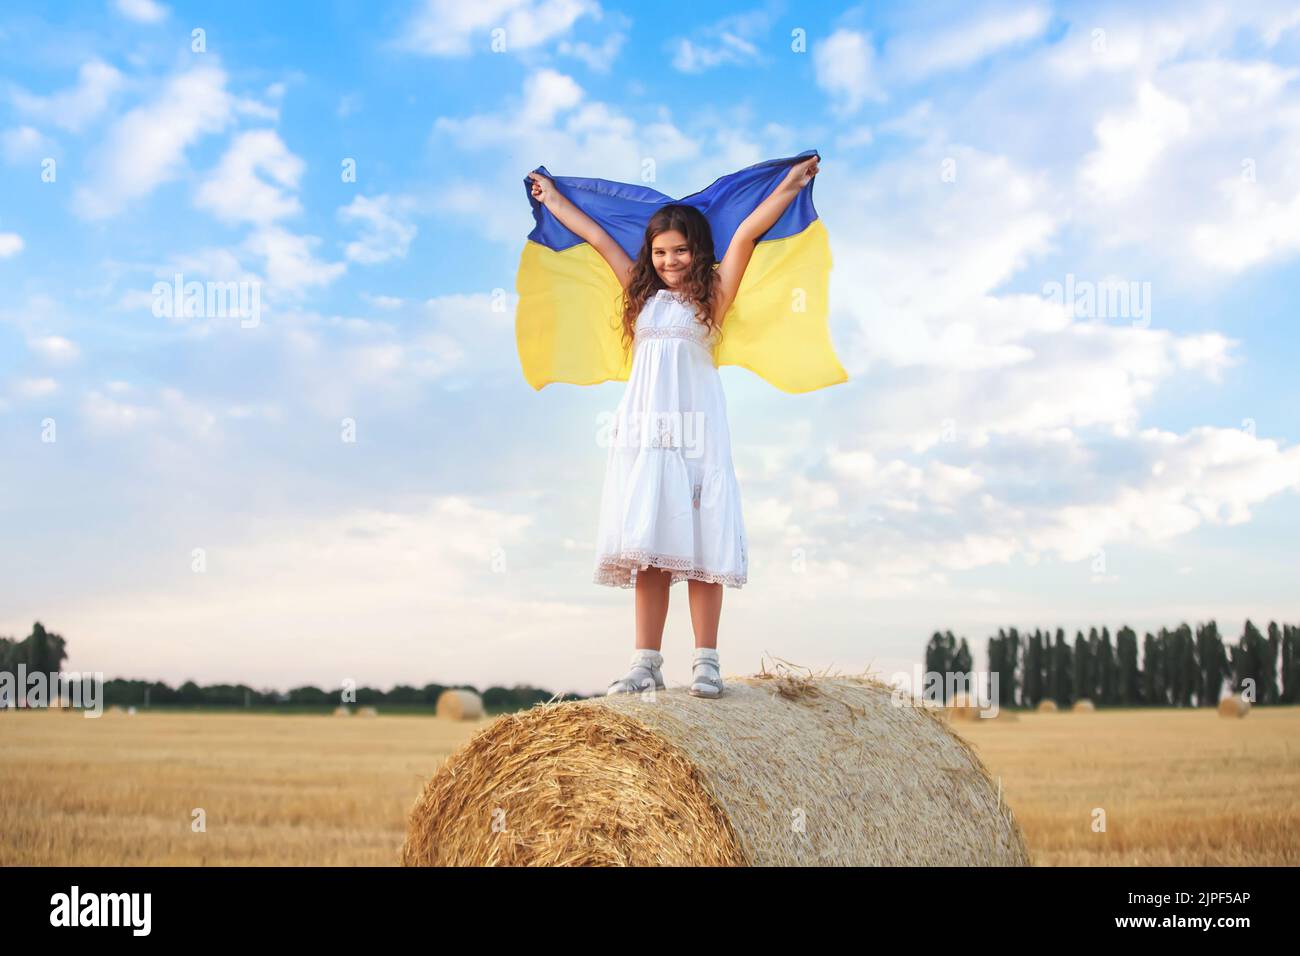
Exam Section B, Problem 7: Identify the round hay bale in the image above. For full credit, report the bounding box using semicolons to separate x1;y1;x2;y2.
332;705;351;717
358;705;379;717
1217;696;1249;718
1071;698;1095;713
1036;699;1058;713
402;675;1030;866
106;704;126;715
436;689;484;721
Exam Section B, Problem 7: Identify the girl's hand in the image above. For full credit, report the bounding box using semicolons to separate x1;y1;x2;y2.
528;171;556;206
785;155;820;190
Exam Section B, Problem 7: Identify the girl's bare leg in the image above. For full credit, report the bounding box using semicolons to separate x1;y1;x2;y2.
687;579;722;649
634;566;672;651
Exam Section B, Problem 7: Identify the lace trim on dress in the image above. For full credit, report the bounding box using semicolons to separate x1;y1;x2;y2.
594;549;747;588
634;325;717;347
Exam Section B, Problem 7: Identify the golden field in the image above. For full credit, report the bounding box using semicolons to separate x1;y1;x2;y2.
1;705;1296;866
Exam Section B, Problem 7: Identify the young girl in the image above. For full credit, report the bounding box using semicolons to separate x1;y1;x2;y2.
528;155;821;700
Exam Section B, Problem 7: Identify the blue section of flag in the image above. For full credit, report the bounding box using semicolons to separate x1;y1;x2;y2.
524;149;821;259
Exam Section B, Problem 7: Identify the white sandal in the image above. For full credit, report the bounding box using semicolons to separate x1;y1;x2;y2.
606;649;665;696
689;647;723;698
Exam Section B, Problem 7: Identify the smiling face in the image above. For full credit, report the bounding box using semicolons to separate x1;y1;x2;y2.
651;229;692;288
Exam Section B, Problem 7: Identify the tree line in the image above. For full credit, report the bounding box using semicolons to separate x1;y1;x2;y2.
0;621;582;713
926;620;1300;708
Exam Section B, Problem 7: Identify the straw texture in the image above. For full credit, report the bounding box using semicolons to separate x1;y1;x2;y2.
402;670;1030;866
1071;699;1096;713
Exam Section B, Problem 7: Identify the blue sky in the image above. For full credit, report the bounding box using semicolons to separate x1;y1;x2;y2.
1;0;1298;697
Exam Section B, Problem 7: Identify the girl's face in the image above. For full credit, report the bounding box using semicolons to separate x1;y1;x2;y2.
651;229;691;288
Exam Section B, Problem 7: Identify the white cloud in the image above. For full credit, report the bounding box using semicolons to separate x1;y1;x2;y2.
243;226;346;295
337;93;361;118
556;30;626;72
11;58;124;133
813;29;883;114
44;496;543;688
188;129;350;298
519;67;584;125
886;6;1050;82
1045;5;1231;80
782;423;1300;585
1074;58;1300;273
0;232;22;257
431;69;704;247
1190;182;1300;273
1;125;54;164
195;128;304;225
114;0;169;23
362;293;405;309
28;335;80;363
338;194;418;264
74;63;233;219
671;34;760;73
669;8;774;73
78;383;221;437
1080;81;1191;201
81;388;160;432
813;10;1049;111
12;377;58;399
397;0;600;56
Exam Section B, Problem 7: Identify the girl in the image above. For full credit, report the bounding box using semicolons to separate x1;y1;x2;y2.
528;155;821;700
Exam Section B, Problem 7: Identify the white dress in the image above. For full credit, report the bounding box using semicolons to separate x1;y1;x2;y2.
593;288;748;589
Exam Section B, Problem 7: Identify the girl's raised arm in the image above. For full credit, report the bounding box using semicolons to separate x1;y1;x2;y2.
711;155;820;324
529;172;635;290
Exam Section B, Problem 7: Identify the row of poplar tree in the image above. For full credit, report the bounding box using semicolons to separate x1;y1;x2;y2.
926;620;1300;708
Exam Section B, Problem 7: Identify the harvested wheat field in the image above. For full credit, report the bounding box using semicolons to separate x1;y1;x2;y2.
0;710;483;865
952;706;1300;865
1;703;1297;866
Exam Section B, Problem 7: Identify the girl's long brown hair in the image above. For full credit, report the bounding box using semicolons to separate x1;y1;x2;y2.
617;204;720;357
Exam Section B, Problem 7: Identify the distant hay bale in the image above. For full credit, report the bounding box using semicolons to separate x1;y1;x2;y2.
1217;696;1250;718
106;704;126;715
358;706;379;717
436;689;484;721
941;693;1015;722
1072;699;1096;713
332;705;351;717
945;692;981;721
402;673;1031;866
1036;700;1058;713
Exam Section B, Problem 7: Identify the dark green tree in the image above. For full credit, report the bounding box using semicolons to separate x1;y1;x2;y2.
1073;630;1091;703
1282;625;1300;705
1196;621;1228;707
1265;622;1282;705
1230;620;1272;703
925;630;969;702
1052;629;1072;705
1141;631;1162;705
1115;626;1140;706
1024;630;1043;708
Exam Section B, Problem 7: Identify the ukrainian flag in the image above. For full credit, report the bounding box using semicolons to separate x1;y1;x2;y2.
515;150;848;394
